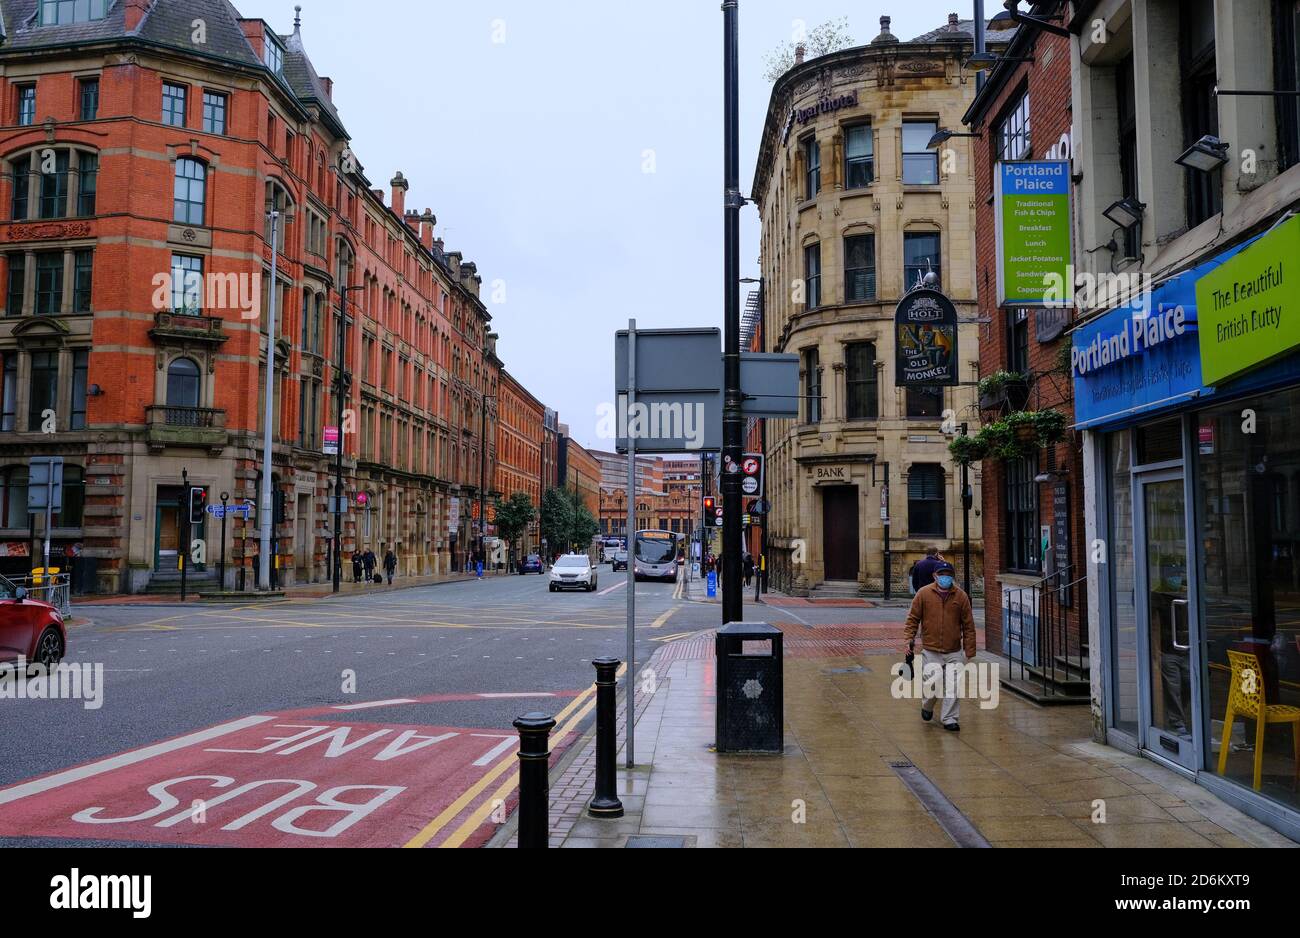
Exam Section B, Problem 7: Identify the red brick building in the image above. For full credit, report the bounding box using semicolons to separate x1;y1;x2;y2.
495;369;544;555
0;1;514;592
965;2;1087;697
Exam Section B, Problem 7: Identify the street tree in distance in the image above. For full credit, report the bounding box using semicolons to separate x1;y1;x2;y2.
494;492;536;570
540;487;573;560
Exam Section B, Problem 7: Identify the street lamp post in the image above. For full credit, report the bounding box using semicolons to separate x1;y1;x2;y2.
721;0;744;624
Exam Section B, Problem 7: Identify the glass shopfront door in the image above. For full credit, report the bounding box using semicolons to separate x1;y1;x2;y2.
1135;472;1202;770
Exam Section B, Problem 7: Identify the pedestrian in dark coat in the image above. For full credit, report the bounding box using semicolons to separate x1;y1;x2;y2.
362;549;376;583
384;550;397;585
743;554;756;587
352;552;363;583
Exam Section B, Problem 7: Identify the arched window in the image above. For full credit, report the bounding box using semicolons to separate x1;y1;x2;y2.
174;158;206;225
264;179;293;246
166;357;201;409
0;466;29;529
336;240;355;291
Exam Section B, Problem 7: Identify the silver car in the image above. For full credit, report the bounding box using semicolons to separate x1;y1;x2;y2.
549;554;598;592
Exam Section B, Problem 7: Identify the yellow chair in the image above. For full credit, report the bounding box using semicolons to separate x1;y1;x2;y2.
1218;650;1300;792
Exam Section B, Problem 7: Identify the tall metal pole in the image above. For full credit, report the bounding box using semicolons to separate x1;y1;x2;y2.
626;318;637;769
961;422;972;595
180;467;189;602
479;377;488;568
721;0;744;625
259;211;280;591
333;286;352;593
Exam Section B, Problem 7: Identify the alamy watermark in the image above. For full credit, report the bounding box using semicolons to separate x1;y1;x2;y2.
595;398;706;450
0;657;104;710
889;659;1001;711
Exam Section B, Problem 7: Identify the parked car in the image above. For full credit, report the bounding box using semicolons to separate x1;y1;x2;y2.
612;550;628;572
549;554;598;592
0;578;66;670
519;554;544;575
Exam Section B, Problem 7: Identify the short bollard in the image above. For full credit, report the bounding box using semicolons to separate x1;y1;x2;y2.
513;711;556;848
588;657;624;818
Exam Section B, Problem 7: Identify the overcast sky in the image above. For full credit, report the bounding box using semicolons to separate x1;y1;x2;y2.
237;0;977;449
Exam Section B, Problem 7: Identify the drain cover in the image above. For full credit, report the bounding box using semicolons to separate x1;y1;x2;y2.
625;835;691;848
822;665;867;674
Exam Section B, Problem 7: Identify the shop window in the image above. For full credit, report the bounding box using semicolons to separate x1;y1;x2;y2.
1005;453;1039;573
1198;390;1300;812
1106;432;1139;736
1135;418;1183;465
908;465;946;537
0;467;29;529
845;342;877;421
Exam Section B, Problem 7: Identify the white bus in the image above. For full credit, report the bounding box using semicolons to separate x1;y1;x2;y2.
633;529;679;582
599;537;623;563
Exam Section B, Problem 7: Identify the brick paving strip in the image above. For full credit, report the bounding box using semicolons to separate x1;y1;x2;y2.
71;572;479;606
490;618;1299;849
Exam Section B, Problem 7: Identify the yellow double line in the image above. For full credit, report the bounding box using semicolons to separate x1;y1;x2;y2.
404;663;627;849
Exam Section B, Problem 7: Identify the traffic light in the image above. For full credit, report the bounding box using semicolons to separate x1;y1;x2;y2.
702;496;716;514
189;487;208;525
273;489;287;526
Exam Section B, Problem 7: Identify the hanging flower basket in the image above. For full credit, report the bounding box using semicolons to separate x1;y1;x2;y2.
976;371;1029;412
978;409;1069;461
948;434;987;465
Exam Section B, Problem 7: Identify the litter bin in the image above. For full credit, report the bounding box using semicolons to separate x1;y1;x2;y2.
715;622;783;753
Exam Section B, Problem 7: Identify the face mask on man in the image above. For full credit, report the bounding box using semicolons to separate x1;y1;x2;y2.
936;575;955;590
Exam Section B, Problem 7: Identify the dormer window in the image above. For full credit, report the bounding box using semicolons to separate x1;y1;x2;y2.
264;36;284;75
38;0;107;25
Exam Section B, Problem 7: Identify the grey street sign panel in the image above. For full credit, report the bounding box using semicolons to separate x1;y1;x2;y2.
27;457;64;511
615;328;723;454
739;353;800;418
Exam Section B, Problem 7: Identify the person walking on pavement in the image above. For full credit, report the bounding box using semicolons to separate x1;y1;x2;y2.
383;549;397;586
910;546;945;593
351;551;363;584
743;553;755;588
902;561;977;732
362;549;376;585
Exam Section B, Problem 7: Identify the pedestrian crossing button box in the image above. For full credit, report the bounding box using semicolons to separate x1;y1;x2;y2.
715;622;783;754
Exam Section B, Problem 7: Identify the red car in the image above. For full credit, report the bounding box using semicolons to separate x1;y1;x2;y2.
0;581;66;669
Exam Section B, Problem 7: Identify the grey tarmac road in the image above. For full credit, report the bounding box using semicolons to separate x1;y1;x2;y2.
0;566;727;846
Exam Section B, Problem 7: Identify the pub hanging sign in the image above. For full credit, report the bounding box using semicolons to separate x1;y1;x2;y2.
895;288;959;387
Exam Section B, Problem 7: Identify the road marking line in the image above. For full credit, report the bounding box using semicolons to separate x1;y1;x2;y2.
598;580;627;596
651;631;693;643
404;664;624;849
0;716;273;806
332;699;418;711
439;694;599;849
650;607;677;629
478;692;559;699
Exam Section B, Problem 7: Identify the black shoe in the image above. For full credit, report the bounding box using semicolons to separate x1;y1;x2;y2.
943;722;960;732
921;707;933;723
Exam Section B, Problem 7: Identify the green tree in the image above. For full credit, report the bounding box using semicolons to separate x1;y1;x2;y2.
540;488;573;558
569;502;599;552
494;492;536;567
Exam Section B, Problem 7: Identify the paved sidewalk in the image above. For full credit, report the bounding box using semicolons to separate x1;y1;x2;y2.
547;627;1297;848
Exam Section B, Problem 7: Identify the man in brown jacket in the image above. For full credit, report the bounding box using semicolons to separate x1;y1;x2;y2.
902;561;977;731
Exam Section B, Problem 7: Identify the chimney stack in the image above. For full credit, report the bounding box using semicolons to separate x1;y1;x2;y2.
420;209;435;250
390;171;409;218
948;13;960;30
124;0;151;30
794;43;806;65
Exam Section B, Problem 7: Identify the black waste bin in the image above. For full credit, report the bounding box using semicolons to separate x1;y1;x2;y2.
715;622;783;753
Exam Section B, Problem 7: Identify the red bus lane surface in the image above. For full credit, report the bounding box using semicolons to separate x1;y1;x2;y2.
0;692;587;848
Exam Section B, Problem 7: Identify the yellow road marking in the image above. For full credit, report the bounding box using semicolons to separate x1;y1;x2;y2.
438;691;602;848
403;664;624;849
651;631;693;643
650;607;677;629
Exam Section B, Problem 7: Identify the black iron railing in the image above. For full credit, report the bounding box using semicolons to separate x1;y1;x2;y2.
1003;565;1090;697
151;405;222;428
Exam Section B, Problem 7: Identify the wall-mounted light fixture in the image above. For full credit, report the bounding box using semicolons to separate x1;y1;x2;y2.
1102;196;1146;231
1175;135;1230;173
87;384;104;397
927;129;982;150
964;51;1036;72
988;0;1072;39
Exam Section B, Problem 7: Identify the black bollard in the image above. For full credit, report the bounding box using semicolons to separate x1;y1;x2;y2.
513;711;556;848
588;658;624;818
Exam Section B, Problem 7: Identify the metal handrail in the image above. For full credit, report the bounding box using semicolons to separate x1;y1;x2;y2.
6;571;71;616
